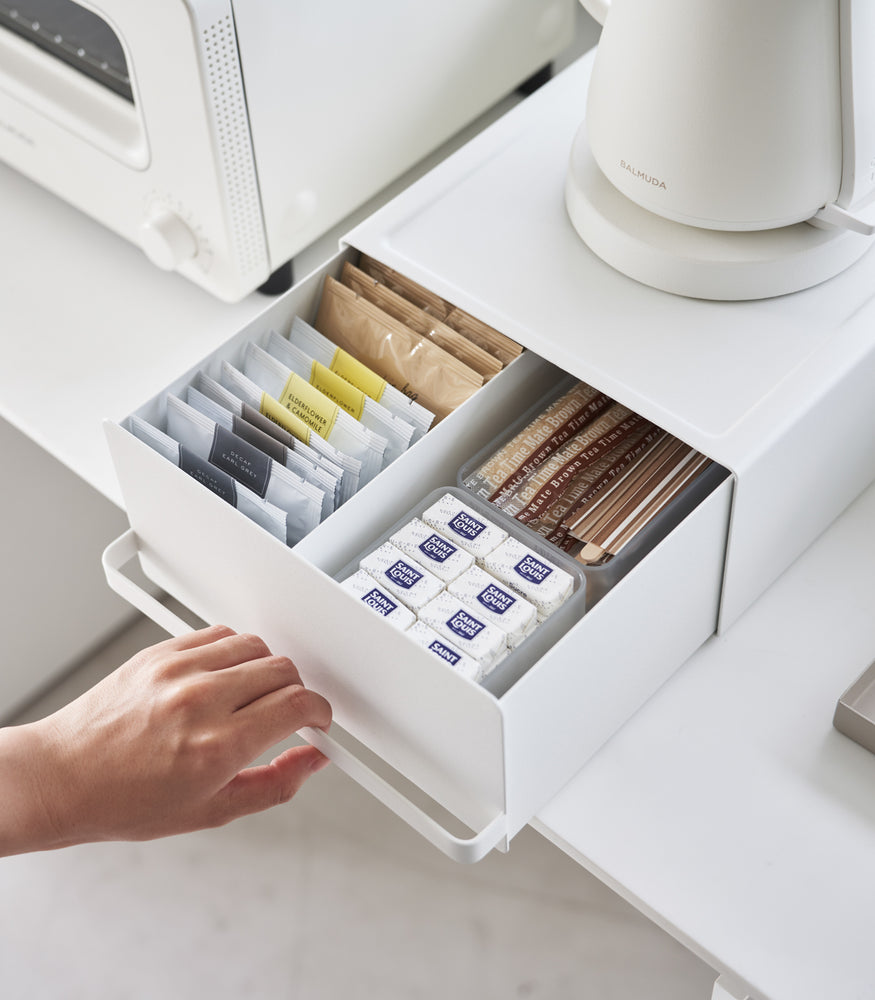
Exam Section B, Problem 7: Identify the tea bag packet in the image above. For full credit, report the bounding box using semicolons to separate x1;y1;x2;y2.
288;316;434;440
357;254;523;368
242;343;386;486
186;384;338;520
493;404;639;518
165;395;322;545
264;330;414;467
404;621;481;682
464;380;614;502
525;423;664;549
339;570;416;631
192;370;346;510
417;591;507;674
315;275;482;423
389;517;475;583
127;417;287;544
340;261;502;382
220;361;361;503
447;566;538;649
420;493;508;560
563;434;712;564
480;537;575;622
359;541;444;612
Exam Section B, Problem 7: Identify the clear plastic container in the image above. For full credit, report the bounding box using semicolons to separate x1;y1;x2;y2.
458;380;730;607
335;487;587;696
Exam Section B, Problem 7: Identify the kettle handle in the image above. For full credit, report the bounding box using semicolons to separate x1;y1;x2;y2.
578;0;609;26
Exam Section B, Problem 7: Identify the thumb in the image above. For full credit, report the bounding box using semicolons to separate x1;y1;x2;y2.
210;745;330;825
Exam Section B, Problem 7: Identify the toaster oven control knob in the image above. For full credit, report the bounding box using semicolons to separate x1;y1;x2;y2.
138;208;198;270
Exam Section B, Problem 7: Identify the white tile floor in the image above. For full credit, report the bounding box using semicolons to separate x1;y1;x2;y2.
2;615;717;1000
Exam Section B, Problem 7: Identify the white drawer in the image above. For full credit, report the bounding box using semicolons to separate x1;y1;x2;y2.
104;246;732;862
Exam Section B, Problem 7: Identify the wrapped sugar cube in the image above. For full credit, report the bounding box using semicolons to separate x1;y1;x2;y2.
418;592;507;672
421;493;507;558
390;517;474;583
405;621;481;682
340;570;415;630
480;537;574;621
448;566;538;648
360;542;444;611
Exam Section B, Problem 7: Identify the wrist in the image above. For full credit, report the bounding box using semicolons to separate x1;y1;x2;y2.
0;720;76;857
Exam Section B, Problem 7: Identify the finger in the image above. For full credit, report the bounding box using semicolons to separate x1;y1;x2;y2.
217;655;305;712
175;631;274;673
235;684;332;759
205;745;330;826
155;624;237;654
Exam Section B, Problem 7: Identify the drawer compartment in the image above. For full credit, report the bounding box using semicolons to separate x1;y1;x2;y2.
105;248;732;860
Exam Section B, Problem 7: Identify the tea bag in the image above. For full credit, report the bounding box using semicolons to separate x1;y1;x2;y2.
340;261;502;382
492;404;639;518
242;342;386;486
127;416;287;544
288;315;433;440
186;384;338;520
264;330;414;467
315;275;482;423
463;379;613;502
525;423;664;549
357;254;523;368
562;434;712;564
165;395;323;545
192;370;346;508
220;361;361;503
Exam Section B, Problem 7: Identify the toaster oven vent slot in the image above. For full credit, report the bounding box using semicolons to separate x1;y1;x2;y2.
202;13;267;279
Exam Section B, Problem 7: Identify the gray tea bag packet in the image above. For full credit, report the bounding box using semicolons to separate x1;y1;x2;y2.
127;416;287;544
265;329;415;467
219;361;361;503
242;343;386;486
191;371;346;509
289;315;433;440
186;384;338;520
165;395;323;545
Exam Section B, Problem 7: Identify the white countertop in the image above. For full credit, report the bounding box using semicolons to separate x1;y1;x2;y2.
535;478;875;1000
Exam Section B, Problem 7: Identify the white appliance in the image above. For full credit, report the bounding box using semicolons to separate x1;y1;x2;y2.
565;0;875;299
0;0;574;302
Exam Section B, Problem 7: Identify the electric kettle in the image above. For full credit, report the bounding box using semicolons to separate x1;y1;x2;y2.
566;0;875;299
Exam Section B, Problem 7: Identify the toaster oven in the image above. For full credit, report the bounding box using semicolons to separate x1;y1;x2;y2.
0;0;574;301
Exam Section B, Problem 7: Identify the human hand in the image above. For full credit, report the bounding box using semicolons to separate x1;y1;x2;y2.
0;625;332;855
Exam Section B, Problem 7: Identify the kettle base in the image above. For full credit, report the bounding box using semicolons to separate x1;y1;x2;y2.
565;124;875;301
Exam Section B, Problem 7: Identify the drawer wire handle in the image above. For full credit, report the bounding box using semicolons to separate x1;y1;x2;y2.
102;530;507;864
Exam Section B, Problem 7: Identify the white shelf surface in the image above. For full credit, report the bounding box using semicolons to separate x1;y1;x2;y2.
534;477;875;1000
346;54;875;472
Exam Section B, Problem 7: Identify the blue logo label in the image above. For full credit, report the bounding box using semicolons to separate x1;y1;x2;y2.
447;608;485;641
419;533;457;563
362;588;397;616
386;559;422;590
428;640;462;666
477;582;516;615
448;510;486;541
514;553;554;585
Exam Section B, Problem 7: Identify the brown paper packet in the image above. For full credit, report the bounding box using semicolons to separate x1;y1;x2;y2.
314;276;482;423
358;254;523;368
341;261;502;381
465;381;613;502
564;435;712;563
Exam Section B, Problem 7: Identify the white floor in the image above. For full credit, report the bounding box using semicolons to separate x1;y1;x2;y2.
2;615;717;1000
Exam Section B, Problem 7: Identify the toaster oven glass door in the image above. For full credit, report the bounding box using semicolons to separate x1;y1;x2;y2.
0;0;132;102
